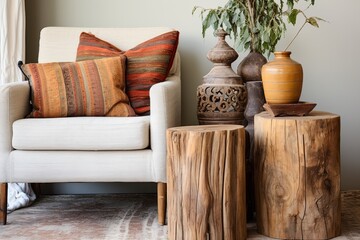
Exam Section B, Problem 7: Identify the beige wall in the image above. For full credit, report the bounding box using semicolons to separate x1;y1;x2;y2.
26;0;360;190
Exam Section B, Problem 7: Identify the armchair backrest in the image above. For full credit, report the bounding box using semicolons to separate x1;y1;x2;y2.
38;27;180;76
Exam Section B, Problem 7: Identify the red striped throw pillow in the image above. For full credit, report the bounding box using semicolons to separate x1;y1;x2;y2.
21;56;136;118
76;32;122;61
76;31;179;115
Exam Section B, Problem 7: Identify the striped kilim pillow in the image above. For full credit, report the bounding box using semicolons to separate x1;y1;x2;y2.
21;56;136;118
76;31;179;115
76;32;122;61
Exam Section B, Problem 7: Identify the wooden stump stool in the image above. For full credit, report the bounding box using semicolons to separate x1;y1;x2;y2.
167;125;247;240
254;111;341;239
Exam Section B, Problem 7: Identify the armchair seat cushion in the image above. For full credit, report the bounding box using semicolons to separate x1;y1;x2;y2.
12;116;149;151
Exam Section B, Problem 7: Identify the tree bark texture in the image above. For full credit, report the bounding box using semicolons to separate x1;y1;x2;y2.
254;111;341;239
167;125;247;240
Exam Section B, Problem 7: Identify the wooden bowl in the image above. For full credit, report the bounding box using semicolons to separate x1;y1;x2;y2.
263;101;316;117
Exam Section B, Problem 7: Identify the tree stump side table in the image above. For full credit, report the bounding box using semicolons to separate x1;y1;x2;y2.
166;125;247;240
254;111;341;239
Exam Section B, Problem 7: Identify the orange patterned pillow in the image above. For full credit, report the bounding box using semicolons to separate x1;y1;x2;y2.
76;31;179;115
21;56;135;118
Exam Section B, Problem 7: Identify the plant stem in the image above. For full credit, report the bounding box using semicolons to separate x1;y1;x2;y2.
246;0;256;51
284;20;307;51
284;6;313;51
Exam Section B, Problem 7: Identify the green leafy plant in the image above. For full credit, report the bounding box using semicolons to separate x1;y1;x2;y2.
283;3;325;51
193;0;322;56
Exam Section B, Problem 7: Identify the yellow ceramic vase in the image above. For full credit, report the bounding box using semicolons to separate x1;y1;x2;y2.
261;51;303;104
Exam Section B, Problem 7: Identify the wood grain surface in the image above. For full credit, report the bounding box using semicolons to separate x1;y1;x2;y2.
167;125;247;240
0;183;7;225
254;111;341;239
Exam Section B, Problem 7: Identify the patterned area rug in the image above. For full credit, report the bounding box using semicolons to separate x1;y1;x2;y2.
0;191;359;239
1;194;167;240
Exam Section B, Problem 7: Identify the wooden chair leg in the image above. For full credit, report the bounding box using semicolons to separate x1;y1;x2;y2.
0;183;8;225
157;182;167;225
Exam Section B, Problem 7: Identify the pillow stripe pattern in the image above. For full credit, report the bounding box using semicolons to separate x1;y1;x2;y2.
125;33;179;115
21;56;135;118
76;33;122;61
76;31;179;115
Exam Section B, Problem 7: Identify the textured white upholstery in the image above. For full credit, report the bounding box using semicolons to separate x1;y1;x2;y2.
0;82;31;182
9;150;153;183
13;116;150;150
0;27;181;184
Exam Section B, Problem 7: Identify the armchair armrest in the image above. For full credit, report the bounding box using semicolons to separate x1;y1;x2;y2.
150;75;181;182
0;82;31;181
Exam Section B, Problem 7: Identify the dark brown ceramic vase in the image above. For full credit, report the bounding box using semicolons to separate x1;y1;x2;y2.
237;51;267;83
261;51;303;104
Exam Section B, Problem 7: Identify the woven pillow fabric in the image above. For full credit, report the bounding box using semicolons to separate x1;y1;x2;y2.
76;32;122;61
21;56;136;118
76;31;179;115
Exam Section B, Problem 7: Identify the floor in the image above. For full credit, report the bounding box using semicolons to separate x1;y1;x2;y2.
0;191;359;240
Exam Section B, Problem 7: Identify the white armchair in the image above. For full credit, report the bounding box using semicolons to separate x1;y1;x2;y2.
0;27;181;225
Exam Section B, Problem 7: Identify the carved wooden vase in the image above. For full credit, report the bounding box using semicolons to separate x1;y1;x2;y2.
197;29;247;125
262;51;303;104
